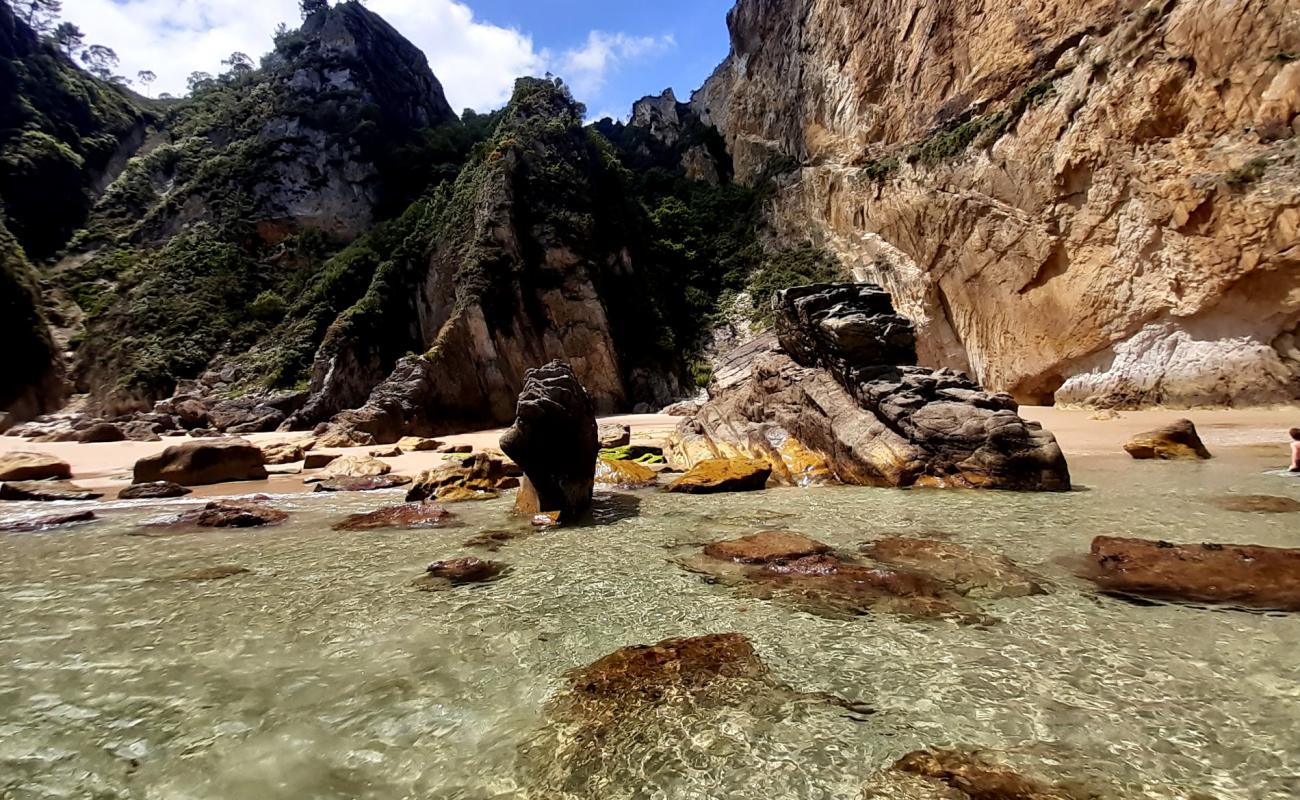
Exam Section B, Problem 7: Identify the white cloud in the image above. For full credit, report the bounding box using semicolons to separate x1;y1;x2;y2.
58;1;672;112
553;31;675;98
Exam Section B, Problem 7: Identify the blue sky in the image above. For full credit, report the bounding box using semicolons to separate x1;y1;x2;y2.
60;0;735;119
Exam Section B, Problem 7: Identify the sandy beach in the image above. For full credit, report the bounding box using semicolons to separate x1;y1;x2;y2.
2;406;1298;498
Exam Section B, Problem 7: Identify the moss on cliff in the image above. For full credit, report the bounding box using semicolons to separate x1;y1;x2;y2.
0;216;60;413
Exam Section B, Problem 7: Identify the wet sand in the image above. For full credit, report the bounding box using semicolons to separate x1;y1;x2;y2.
2;407;1296;497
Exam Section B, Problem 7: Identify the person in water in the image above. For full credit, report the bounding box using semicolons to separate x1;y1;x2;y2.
1291;428;1300;472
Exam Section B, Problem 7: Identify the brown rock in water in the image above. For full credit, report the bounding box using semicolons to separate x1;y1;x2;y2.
597;422;631;448
332;502;456;530
118;481;192;500
0;510;96;532
891;749;1083;800
704;530;831;563
0;480;103;501
312;474;411;493
406;453;517;501
861;538;1045;598
565;634;769;701
666;458;771;494
414;556;507;589
160;565;251;581
0;451;71;482
75;422;126;443
132;439;268;486
438;486;499;503
261;441;306;465
594;458;658;489
499;361;600;522
758;555;985;622
1123;419;1212;460
1088;536;1300;610
303;452;341;470
463;529;527;551
142;500;288;530
669;285;1070;491
1209;494;1300;514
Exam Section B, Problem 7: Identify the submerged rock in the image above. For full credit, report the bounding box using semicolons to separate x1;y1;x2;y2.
1209;494;1300;514
499;361;600;522
413;556;507;589
332;502;456;530
118;481;192;500
679;533;987;623
593;458;658;489
882;749;1087;800
669;284;1069;491
144;500;289;530
133;439;268;486
313;474;411;492
0;451;71;482
861;538;1045;599
1123;419;1212;460
666;457;771;494
1088;536;1300;610
703;530;831;563
463;529;528;551
0;480;103;501
158;565;251;582
0;510;96;532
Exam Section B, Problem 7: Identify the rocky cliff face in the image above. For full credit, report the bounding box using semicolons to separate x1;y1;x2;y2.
696;0;1300;407
300;78;685;443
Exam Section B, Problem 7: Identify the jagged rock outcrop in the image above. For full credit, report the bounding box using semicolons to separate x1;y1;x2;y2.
670;283;1070;490
695;0;1300;408
299;78;684;442
499;361;599;522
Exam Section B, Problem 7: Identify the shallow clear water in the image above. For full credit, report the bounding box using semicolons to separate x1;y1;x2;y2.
1;451;1298;799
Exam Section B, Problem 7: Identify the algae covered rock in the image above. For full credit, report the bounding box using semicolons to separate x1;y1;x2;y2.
666;458;771;494
1123;419;1212;460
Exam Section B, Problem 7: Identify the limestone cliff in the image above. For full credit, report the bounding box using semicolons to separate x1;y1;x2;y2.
696;0;1300;407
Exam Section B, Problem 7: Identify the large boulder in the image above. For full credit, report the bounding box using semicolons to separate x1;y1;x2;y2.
132;439;268;486
316;454;391;479
405;453;519;502
0;451;71;482
666;457;771;494
1123;419;1212;460
499;361;599;522
1088;536;1300;610
75;422;126;443
669;284;1070;491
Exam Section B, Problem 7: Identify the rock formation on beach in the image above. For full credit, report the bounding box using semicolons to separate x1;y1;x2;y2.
694;0;1300;408
670;283;1071;490
499;361;599;523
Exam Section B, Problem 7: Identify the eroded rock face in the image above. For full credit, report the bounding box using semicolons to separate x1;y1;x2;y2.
1123;419;1212;460
332;503;455;531
1088;536;1300;610
697;0;1300;408
133;440;267;486
671;284;1070;490
499;361;599;522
